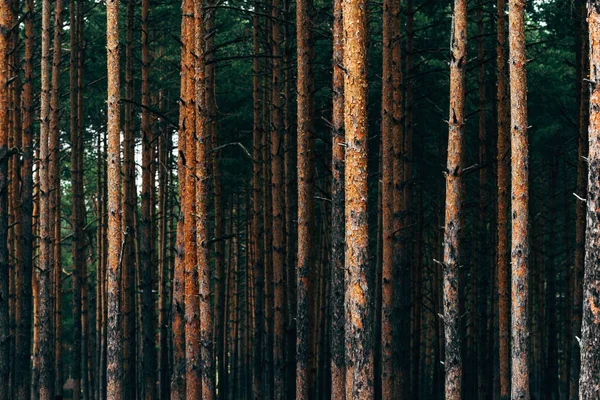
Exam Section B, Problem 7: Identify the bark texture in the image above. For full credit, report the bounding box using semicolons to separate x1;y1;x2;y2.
508;0;530;398
580;2;600;399
443;0;467;398
343;0;374;395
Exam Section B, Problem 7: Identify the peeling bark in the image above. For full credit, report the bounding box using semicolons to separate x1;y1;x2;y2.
343;0;374;395
579;2;600;399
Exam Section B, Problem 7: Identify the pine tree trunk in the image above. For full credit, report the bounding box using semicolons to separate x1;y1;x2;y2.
38;0;55;395
271;0;286;395
14;0;34;396
0;0;10;394
50;0;64;393
70;0;82;394
106;0;124;394
508;0;530;397
442;0;467;398
171;0;194;396
330;0;345;394
380;0;395;394
342;0;373;395
579;2;600;399
496;0;511;397
140;0;157;396
122;0;137;394
183;0;200;394
193;1;215;396
251;4;264;397
296;0;315;393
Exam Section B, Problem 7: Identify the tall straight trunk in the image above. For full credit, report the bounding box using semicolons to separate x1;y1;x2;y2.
171;0;194;397
476;2;489;398
251;4;264;397
271;0;285;396
571;0;588;397
380;0;395;395
122;0;137;394
70;0;82;394
342;0;373;395
50;0;64;393
94;128;103;400
496;0;510;397
508;0;530;397
296;0;315;393
183;0;200;393
193;2;215;397
262;62;274;400
579;2;600;398
204;2;225;396
38;0;55;395
106;0;124;394
442;0;467;398
140;0;157;396
0;0;9;393
76;12;87;397
14;0;34;396
330;0;345;395
283;0;297;393
157;91;170;400
391;0;406;394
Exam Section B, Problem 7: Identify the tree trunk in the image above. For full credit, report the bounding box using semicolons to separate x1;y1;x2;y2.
442;0;467;398
343;0;373;395
579;2;600;399
380;0;395;394
171;0;194;396
193;2;215;397
38;0;55;395
70;0;82;394
14;0;34;396
508;0;530;397
496;0;510;397
296;0;315;393
122;0;137;394
140;0;157;396
271;0;286;395
251;4;264;397
330;0;345;394
106;0;124;394
50;0;64;393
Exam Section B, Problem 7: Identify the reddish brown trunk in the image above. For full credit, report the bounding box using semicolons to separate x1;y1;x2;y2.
330;0;345;394
508;0;530;397
296;0;315;393
496;0;511;398
380;0;395;394
442;1;467;398
106;0;124;394
14;0;34;396
343;0;373;395
38;0;55;395
271;0;286;395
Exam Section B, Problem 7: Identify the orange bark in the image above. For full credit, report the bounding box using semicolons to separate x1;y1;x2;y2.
343;0;373;395
106;0;124;394
508;0;530;398
330;0;345;394
442;0;467;398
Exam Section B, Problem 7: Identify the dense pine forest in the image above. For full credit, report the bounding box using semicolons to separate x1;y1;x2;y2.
2;0;600;398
